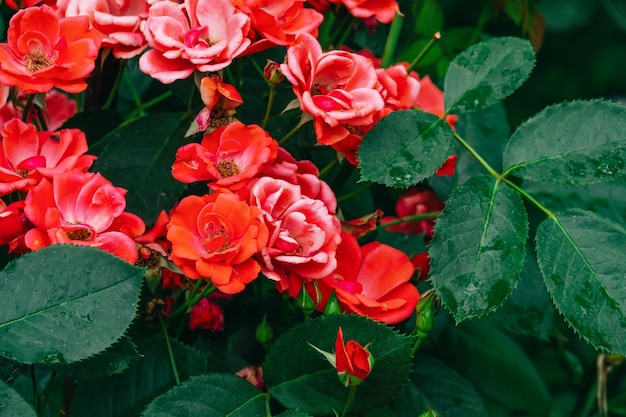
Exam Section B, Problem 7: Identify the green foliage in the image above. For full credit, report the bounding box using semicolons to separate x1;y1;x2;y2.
0;379;36;417
503;100;626;186
428;175;528;321
141;374;264;417
358;109;455;188
535;209;626;354
392;354;487;416
0;245;143;364
70;338;206;417
264;314;413;416
444;37;536;113
91;113;190;225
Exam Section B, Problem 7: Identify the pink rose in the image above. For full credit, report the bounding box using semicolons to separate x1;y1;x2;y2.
139;0;252;83
329;0;399;24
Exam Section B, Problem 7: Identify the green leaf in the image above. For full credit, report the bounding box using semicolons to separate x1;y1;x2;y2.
51;336;140;380
60;109;124;152
535;209;626;354
490;247;555;340
91;112;189;225
142;374;264;417
392;354;487;417
70;337;206;417
264;314;413;415
502;100;626;186
428;175;528;321
0;379;36;417
275;412;315;417
434;319;551;415
358;110;455;188
0;245;143;364
444;37;535;113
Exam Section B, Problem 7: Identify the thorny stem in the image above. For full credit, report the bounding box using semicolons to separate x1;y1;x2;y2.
375;212;442;230
160;314;181;385
408;32;441;72
22;94;36;123
319;158;338;179
262;84;277;129
380;13;404;69
340;385;357;417
265;391;272;417
278;122;302;146
103;60;127;110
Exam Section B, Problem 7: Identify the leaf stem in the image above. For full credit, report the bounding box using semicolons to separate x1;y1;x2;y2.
337;182;372;202
265;391;272;417
502;178;555;218
376;212;442;230
453;131;500;178
381;13;404;68
160;314;181;385
408;32;441;72
319;158;338;179
340;385;357;417
103;60;127;110
278;122;302;146
262;84;277;129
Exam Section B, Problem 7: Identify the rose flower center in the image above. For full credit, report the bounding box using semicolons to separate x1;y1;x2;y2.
67;228;94;241
25;50;54;72
216;159;240;178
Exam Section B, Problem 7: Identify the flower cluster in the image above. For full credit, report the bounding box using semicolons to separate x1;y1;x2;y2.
0;0;454;327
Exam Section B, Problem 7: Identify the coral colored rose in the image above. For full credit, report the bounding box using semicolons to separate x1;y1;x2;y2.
4;0;54;9
166;190;268;294
0;118;95;196
329;0;399;23
250;177;341;286
323;232;420;324
188;297;225;331
0;200;30;248
434;154;457;176
57;0;149;59
0;5;102;94
23;172;145;263
281;33;384;145
139;0;252;83
172;121;278;191
194;75;243;131
380;188;444;237
376;63;421;111
234;0;324;46
335;327;373;386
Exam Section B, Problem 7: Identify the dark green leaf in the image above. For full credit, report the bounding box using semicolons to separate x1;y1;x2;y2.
535;209;626;354
503;100;626;186
429;175;528;321
393;354;487;417
358;110;455;188
0;379;36;417
70;337;206;417
602;0;626;31
490;247;555;340
60;109;124;152
51;336;140;380
275;412;315;417
264;314;413;415
434;319;551;415
91;113;189;225
141;374;264;417
444;37;535;113
0;245;143;364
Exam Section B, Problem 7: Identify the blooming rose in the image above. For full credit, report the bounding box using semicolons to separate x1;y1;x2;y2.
0;5;102;94
166;190;268;294
139;0;252;83
250;177;341;288
0;200;29;251
172;121;278;191
188;297;225;331
194;75;243;132
0;118;95;196
323;232;419;324
23;172;145;263
57;0;149;59
376;63;421;112
329;0;399;23
281;33;384;146
234;0;324;46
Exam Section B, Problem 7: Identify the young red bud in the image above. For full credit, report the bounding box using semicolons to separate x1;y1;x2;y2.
264;60;284;86
335;327;374;387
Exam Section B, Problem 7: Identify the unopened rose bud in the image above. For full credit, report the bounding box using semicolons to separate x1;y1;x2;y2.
335;327;374;387
255;315;273;347
415;290;438;339
324;290;341;315
264;60;284;86
296;281;320;318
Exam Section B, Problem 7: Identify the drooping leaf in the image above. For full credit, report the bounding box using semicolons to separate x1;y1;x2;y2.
434;319;551;415
264;314;413;416
91;112;190;225
70;337;206;417
0;379;36;417
429;175;528;321
444;37;535;113
0;245;143;364
358;109;455;188
51;336;140;380
489;247;555;340
503;100;626;186
141;374;265;417
535;209;626;354
392;354;487;417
